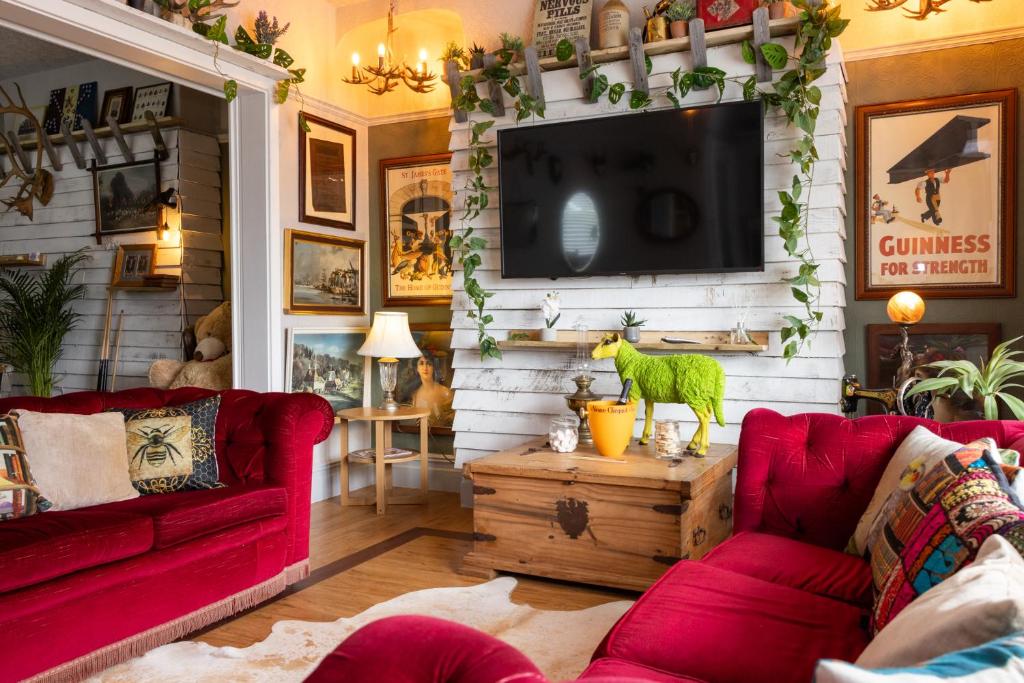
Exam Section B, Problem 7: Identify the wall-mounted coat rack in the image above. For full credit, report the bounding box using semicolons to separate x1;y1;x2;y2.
2;114;180;170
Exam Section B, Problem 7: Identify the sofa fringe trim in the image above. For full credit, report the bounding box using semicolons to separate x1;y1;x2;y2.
26;571;288;683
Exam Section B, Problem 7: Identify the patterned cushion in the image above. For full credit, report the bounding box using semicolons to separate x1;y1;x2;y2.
0;414;50;519
113;396;223;495
815;631;1024;683
870;439;1024;633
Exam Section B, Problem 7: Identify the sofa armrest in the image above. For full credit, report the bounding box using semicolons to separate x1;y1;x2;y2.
217;391;333;568
304;616;546;683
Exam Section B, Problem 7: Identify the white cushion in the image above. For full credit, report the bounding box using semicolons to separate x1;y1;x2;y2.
856;535;1024;668
849;426;962;555
16;410;138;510
817;633;1024;682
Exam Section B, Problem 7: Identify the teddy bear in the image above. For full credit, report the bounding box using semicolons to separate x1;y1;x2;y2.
149;301;232;391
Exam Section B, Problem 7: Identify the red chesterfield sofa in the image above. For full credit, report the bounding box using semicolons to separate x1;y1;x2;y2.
0;387;333;683
306;409;1024;683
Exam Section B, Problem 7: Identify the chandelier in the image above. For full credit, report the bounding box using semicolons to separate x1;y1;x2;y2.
342;0;439;95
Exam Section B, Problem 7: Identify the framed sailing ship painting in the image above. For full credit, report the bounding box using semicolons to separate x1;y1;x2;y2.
855;90;1016;299
285;229;365;315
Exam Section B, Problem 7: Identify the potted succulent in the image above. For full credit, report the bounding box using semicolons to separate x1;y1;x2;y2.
665;0;696;38
469;43;487;70
765;0;796;20
620;310;647;344
905;337;1024;421
0;252;87;397
541;291;561;342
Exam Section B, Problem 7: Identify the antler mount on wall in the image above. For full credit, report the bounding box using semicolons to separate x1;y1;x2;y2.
0;84;54;221
865;0;993;21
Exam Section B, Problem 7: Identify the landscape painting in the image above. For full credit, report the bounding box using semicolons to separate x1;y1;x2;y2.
285;229;364;315
286;328;368;412
93;157;161;237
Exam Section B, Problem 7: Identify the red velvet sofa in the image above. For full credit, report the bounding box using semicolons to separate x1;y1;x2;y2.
306;409;1024;683
0;387;333;683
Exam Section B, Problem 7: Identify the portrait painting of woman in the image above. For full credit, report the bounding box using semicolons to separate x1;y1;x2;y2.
393;326;454;434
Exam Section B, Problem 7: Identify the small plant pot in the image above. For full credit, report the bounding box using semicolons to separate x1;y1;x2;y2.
669;20;689;38
470;54;485;70
128;0;147;10
623;326;641;343
540;327;559;342
769;1;796;19
588;400;638;458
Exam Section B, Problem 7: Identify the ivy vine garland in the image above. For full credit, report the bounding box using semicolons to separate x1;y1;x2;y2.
452;1;847;361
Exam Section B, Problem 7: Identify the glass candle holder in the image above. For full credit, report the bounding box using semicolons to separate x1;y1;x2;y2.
549;415;580;453
654;419;683;459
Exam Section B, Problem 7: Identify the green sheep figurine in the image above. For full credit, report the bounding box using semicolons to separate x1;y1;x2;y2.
591;333;726;455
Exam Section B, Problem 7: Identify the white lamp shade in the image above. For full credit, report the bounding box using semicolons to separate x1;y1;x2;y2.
358;312;423;359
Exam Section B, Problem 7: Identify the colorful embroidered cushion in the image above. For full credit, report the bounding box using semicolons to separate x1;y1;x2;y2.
815;632;1024;683
0;414;50;519
850;427;964;556
870;439;1024;633
113;396;223;495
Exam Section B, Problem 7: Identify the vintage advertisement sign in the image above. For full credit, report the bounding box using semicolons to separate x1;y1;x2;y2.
855;91;1016;299
380;154;454;307
532;0;593;59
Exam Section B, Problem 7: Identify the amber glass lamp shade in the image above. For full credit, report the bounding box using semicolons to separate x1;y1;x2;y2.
886;291;926;326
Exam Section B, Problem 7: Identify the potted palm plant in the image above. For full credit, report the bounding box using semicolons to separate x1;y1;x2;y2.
0;251;88;397
620;310;647;344
905;336;1024;421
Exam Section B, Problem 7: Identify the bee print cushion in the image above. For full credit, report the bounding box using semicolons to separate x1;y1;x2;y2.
114;395;224;494
14;410;139;510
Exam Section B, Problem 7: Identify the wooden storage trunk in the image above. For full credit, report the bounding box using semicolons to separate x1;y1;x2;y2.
463;438;737;591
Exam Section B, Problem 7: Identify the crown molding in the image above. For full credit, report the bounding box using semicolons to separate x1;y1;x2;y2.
844;25;1024;62
300;93;449;128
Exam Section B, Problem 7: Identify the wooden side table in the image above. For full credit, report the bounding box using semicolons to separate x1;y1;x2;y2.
337;406;430;515
462;437;738;591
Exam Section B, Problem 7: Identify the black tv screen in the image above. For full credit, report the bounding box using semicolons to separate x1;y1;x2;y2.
498;100;765;279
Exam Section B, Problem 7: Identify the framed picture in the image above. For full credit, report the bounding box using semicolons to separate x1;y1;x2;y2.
100;87;134;125
43;87;66;135
699;0;757;31
300;113;356;230
387;323;455;435
285;229;365;315
112;244;157;287
866;322;1001;399
531;0;592;59
92;157;162;239
131;82;172;122
855;90;1017;299
285;328;370;412
379;153;454;307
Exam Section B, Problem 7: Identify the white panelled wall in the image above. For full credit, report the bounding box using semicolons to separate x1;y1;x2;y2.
448;39;848;466
0;126;224;395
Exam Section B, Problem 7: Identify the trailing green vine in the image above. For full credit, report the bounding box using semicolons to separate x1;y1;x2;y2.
450;1;845;360
191;12;310;130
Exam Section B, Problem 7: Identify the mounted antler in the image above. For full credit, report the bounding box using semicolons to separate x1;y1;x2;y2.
865;0;985;20
156;0;239;24
0;83;54;221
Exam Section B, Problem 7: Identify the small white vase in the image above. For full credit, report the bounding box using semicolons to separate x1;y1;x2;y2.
540;328;558;342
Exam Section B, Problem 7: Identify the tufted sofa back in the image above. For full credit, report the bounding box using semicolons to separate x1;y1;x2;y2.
0;387;333;485
735;409;1024;551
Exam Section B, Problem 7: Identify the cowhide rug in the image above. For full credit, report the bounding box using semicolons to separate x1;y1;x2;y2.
90;577;633;683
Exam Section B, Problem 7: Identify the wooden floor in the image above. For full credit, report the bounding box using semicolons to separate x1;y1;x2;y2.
196;490;634;648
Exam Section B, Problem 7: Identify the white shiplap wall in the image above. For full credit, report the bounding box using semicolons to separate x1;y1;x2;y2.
0;127;224;395
448;39;848;466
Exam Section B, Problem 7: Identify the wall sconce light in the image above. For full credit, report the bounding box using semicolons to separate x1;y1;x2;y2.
156;187;180;242
886;290;926;383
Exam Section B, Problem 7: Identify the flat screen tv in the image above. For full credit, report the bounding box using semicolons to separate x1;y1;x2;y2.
498;100;765;279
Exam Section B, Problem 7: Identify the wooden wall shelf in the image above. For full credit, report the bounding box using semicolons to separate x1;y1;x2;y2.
459;17;799;83
498;330;768;353
0;254;46;267
3;117;183;154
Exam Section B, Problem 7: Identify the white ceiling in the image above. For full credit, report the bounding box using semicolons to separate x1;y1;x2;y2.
0;27;87;81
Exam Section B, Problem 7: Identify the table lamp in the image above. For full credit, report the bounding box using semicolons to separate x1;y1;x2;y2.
886;290;926;384
358;312;423;410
